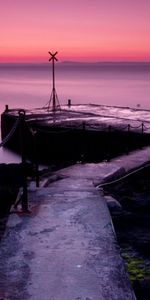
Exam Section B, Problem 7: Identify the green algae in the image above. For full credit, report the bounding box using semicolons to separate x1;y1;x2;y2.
122;253;150;283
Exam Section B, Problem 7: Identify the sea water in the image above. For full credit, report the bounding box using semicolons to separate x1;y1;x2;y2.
0;62;150;163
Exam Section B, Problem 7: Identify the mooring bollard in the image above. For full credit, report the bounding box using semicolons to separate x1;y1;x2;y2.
19;110;29;212
5;104;9;112
68;99;71;107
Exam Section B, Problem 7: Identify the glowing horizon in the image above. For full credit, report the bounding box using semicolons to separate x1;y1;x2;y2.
1;0;150;63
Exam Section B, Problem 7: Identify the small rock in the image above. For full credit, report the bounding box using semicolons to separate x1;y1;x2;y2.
104;195;122;212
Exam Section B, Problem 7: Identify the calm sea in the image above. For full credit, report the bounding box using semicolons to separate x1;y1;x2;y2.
0;62;150;163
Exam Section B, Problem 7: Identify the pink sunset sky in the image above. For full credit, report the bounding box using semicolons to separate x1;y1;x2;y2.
0;0;150;62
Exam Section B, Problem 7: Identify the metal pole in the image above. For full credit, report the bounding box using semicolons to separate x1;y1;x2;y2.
34;131;39;187
107;125;111;161
80;122;86;163
48;51;60;111
141;123;144;149
126;124;130;154
52;58;56;111
52;57;55;90
82;121;86;131
141;123;144;135
44;51;61;111
19;110;29;212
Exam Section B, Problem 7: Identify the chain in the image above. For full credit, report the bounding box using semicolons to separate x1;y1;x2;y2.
97;162;150;189
130;123;143;129
0;116;21;148
143;124;150;130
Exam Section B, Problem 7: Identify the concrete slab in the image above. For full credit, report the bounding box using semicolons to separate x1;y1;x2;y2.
113;146;150;172
52;146;150;187
2;106;150;299
52;163;125;187
0;179;135;300
3;145;150;299
6;104;150;130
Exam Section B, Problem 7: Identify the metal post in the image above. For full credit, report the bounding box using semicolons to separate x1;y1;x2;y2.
68;99;71;107
106;125;112;161
19;110;29;212
34;131;39;187
108;125;111;132
47;51;61;111
43;51;61;111
52;57;56;111
81;122;86;163
140;123;144;149
5;104;9;112
82;121;86;131
141;123;144;135
126;124;130;154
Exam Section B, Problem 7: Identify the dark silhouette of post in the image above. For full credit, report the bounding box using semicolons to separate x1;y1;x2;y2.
46;51;61;111
68;99;71;107
19;110;29;212
33;131;39;187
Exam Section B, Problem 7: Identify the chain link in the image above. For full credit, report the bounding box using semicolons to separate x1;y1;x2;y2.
0;116;21;148
143;124;150;130
130;123;143;129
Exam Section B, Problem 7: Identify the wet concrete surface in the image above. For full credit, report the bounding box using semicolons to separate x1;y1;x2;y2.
6;104;150;131
0;181;135;300
2;146;150;299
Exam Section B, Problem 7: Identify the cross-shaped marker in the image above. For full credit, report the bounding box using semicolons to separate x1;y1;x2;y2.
48;51;58;61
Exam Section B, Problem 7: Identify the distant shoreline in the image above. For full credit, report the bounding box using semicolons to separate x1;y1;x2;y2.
0;61;150;67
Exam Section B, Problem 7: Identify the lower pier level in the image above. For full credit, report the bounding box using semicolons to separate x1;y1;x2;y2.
1;104;150;164
0;156;140;300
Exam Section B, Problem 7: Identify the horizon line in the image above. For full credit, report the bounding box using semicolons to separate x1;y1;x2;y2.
1;60;150;64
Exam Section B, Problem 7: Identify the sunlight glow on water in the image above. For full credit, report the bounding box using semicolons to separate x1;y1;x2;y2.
0;62;150;112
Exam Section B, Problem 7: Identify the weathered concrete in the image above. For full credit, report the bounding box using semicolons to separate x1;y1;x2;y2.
2;105;150;165
0;181;135;300
3;104;150;129
113;146;150;172
0;158;138;300
96;146;150;187
0;137;150;300
51;146;150;187
1;146;149;299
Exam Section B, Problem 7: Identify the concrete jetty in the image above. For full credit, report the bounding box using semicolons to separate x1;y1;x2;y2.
2;146;150;299
2;104;150;165
2;104;150;129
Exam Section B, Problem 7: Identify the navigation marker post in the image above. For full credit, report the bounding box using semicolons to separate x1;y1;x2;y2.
46;51;61;111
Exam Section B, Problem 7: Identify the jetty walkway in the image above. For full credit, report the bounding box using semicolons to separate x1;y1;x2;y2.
1;147;150;299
